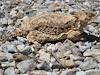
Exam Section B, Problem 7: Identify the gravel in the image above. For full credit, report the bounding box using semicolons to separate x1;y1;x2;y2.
0;0;100;75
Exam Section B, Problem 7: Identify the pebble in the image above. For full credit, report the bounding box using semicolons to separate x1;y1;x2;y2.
95;16;100;23
1;44;17;53
79;58;97;70
37;61;51;71
84;25;95;34
20;46;32;55
0;18;8;25
17;59;36;73
23;0;32;4
13;53;30;62
38;49;50;62
48;1;65;11
16;44;25;52
60;59;75;68
4;67;16;75
10;9;17;17
7;19;14;25
0;52;8;62
47;44;56;52
1;61;15;68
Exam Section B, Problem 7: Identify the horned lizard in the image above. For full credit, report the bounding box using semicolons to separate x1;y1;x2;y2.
0;10;95;43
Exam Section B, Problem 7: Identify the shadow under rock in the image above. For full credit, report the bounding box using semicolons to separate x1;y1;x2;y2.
81;32;100;42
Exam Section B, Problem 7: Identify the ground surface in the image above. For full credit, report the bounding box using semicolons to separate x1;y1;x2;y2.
0;0;100;75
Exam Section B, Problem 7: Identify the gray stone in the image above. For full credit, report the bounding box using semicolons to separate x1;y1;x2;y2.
7;19;13;25
0;18;8;25
20;46;32;55
47;44;56;52
1;44;17;53
23;0;32;4
79;58;97;70
16;44;25;52
76;71;86;75
17;59;36;73
0;69;4;75
60;69;77;75
94;55;100;63
29;70;48;75
75;61;83;66
15;19;22;26
1;61;15;68
86;69;100;75
83;1;91;8
0;52;13;62
4;67;16;75
10;9;17;17
17;10;24;19
84;25;95;34
17;45;32;55
95;16;100;23
17;37;27;42
60;70;70;75
37;61;51;71
65;0;70;3
55;42;69;51
75;42;92;52
83;49;100;57
6;26;15;33
38;49;50;62
25;9;37;17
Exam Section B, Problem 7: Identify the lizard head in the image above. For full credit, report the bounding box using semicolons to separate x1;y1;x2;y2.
70;10;95;30
70;10;95;22
75;10;95;22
